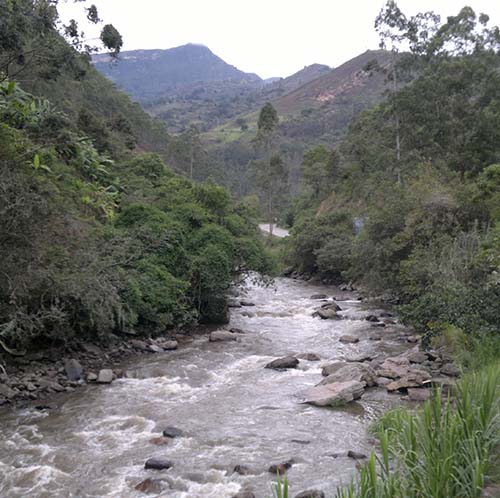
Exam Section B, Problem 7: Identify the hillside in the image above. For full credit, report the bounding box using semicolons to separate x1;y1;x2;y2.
93;44;262;103
204;50;392;195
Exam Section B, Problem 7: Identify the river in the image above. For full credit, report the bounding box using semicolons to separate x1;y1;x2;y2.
0;277;412;498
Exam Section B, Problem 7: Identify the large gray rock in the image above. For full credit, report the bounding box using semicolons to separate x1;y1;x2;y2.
209;331;238;342
64;359;84;381
160;340;178;351
376;356;411;379
321;362;346;377
0;384;15;399
303;381;365;406
96;369;113;384
162;426;183;438
268;459;295;474
318;363;377;387
265;356;299;370
314;308;340;320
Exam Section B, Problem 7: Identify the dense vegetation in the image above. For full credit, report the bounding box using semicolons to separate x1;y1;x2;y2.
288;3;500;344
0;1;271;351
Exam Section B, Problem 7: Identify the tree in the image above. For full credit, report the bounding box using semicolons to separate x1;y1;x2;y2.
302;146;338;198
254;102;286;237
0;0;122;82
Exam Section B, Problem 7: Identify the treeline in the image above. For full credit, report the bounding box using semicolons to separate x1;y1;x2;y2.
288;3;500;342
0;1;271;350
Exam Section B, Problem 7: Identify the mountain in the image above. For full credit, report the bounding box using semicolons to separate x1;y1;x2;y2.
93;44;262;103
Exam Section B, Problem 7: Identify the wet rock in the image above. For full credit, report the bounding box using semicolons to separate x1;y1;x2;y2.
81;343;102;356
148;344;163;353
380;312;393;318
407;335;419;343
241;311;255;318
376;377;392;386
295;491;325;498
265;356;299;370
377;356;411;379
319;363;377;387
339;335;359;344
240;300;255;307
0;384;16;399
268;459;294;474
440;363;460;377
345;353;373;363
296;353;321;361
386;378;420;392
291;439;311;445
371;322;386;328
232;490;256;498
130;340;149;352
134;478;164;494
407;351;427;364
209;331;238;342
96;369;113;384
228;299;242;308
303;381;365;406
64;359;84;381
160;340;178;350
149;437;170;446
365;315;379;322
407;388;431;402
38;379;65;392
87;372;98;382
144;458;173;470
310;294;328;300
321;362;346;377
347;450;367;460
233;464;253;475
162;426;184;438
313;308;340;320
229;328;245;334
321;302;342;311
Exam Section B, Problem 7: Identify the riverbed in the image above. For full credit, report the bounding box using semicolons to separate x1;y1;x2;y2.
0;277;412;498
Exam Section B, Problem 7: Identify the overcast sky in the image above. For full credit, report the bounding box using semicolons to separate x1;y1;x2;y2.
59;0;500;79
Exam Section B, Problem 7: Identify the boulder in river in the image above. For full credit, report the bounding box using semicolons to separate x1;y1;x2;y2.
209;331;238;342
96;369;113;384
240;300;255;307
134;478;164;494
233;464;254;475
162;426;184;438
303;381;365;406
347;450;367;460
321;362;346;377
321;302;342;311
144;458;173;470
268;459;295;474
295;491;325;498
64;359;83;381
339;335;359;344
313;308;340;319
265;356;299;370
365;315;379;322
310;294;328;300
319;363;377;387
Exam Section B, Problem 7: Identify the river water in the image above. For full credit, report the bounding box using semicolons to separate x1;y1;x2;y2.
0;278;411;498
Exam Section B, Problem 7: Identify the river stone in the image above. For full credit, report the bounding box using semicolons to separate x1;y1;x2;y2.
160;340;178;350
440;363;461;377
339;335;359;344
408;388;431;402
135;478;164;494
365;315;379;322
229;328;245;334
87;372;98;382
318;363;377;387
232;490;256;498
296;353;321;361
144;458;173;470
295;491;325;498
321;362;346;377
321;302;342;311
130;340;149;351
303;381;365;406
233;464;253;475
314;308;340;320
228;299;242;308
407;351;427;364
345;353;373;363
266;356;299;370
376;377;392;386
0;384;15;399
310;294;328;300
347;450;367;460
386;378;420;392
377;356;410;379
268;459;294;474
64;359;83;381
162;426;183;438
38;379;65;392
209;331;238;342
96;369;113;384
148;344;163;353
240;300;255;307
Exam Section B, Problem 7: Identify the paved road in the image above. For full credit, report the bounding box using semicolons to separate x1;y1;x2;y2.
258;223;290;238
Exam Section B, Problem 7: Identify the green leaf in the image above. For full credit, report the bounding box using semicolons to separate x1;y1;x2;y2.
7;81;16;95
33;154;40;170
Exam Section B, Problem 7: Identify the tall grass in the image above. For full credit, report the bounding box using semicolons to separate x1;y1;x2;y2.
336;363;500;498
